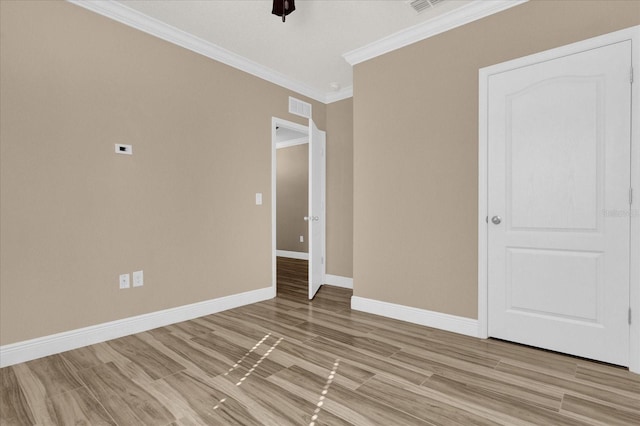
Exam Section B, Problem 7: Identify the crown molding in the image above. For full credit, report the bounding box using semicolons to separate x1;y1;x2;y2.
325;85;354;104
66;1;518;103
67;0;339;104
343;0;529;66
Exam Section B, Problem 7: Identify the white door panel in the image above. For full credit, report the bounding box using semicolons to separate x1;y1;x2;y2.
507;248;601;322
488;41;631;365
508;78;600;231
308;119;326;299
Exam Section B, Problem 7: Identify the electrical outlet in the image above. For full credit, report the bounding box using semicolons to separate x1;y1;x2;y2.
299;235;304;243
119;273;130;289
133;270;144;287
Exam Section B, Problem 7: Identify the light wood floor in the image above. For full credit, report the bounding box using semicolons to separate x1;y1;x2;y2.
1;257;639;425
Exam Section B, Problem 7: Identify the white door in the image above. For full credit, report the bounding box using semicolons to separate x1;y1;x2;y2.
308;119;326;299
487;41;632;365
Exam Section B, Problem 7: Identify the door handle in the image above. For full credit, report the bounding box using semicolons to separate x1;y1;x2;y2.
304;216;319;221
491;216;502;225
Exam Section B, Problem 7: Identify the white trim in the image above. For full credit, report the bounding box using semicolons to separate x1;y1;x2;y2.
629;26;640;375
276;137;308;150
272;117;310;295
272;119;277;291
478;26;640;373
478;50;489;340
343;0;528;66
0;286;274;368
66;0;334;104
351;296;478;337
276;250;309;260
325;274;353;289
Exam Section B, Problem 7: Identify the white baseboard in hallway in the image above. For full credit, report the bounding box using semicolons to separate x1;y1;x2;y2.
351;296;479;337
324;274;353;289
276;250;309;260
0;286;274;368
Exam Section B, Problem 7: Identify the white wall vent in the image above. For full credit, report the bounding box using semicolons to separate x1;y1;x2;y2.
409;0;446;14
288;96;312;119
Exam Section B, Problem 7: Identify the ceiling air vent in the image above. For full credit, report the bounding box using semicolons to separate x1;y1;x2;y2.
409;0;446;14
288;96;312;119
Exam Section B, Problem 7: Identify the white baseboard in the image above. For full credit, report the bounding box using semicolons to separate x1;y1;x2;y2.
351;296;479;338
0;286;274;368
325;274;353;289
276;250;309;260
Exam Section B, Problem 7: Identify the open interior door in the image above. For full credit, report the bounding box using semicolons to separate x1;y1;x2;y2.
307;119;326;299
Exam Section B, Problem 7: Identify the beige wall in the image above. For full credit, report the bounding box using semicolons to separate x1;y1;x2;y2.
276;144;308;253
353;0;640;319
326;98;354;278
0;0;328;345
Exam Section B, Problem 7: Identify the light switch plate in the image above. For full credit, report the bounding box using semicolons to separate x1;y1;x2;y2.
119;273;130;289
255;193;262;205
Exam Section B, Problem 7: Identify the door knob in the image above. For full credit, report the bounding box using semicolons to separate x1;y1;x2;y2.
304;216;309;221
491;216;502;225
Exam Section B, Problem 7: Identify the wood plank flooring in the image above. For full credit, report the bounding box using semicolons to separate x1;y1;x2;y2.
1;257;639;425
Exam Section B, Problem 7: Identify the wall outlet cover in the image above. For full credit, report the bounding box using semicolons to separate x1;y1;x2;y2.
133;270;144;287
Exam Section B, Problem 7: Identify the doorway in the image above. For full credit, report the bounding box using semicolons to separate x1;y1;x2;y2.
271;117;326;300
478;26;640;372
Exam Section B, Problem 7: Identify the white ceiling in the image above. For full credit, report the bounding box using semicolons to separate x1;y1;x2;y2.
71;1;525;103
276;126;307;143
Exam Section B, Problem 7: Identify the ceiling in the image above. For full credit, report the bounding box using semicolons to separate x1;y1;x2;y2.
276;126;307;143
71;1;525;103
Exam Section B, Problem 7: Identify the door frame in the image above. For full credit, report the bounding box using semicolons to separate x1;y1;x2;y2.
271;116;312;293
478;25;640;373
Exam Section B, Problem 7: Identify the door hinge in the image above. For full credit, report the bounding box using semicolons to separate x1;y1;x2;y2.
629;308;632;325
630;188;634;205
321;256;324;265
631;66;634;84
